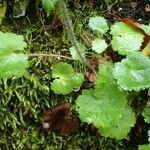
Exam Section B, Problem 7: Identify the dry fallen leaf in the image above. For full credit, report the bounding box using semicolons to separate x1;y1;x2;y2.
143;41;150;56
81;32;92;48
42;103;79;135
122;18;150;49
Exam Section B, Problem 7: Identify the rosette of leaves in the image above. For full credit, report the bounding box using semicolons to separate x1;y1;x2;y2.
142;102;150;123
0;32;28;78
113;52;150;91
41;0;58;16
110;22;144;55
88;16;109;34
76;64;127;129
51;62;84;95
88;16;108;53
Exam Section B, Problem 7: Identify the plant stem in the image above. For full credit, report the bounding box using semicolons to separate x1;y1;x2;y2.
58;0;97;76
28;53;73;60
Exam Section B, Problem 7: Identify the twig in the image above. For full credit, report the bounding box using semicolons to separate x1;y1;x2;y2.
27;53;73;60
58;0;97;76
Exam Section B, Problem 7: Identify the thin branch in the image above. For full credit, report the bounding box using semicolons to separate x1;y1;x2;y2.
27;53;73;60
58;0;97;76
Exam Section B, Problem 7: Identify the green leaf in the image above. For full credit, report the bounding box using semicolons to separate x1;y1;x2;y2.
52;62;74;78
51;62;84;95
138;144;150;150
51;78;72;95
0;53;28;78
41;0;58;16
110;22;144;55
76;64;127;128
0;32;27;56
111;34;143;55
142;24;150;34
99;105;136;140
91;38;108;53
142;102;150;123
95;62;115;87
110;22;142;36
69;43;86;60
71;74;85;89
113;52;150;91
0;32;28;78
88;16;109;34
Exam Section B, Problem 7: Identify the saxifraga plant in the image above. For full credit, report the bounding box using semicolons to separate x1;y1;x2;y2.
0;0;150;148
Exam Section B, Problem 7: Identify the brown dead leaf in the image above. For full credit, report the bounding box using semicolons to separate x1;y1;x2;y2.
86;71;97;82
81;32;92;48
123;18;142;32
143;41;150;56
122;18;150;49
42;103;79;135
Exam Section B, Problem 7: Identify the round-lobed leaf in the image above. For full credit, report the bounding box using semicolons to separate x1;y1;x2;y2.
91;38;108;54
99;105;136;140
88;16;109;34
111;34;143;55
51;62;84;95
52;62;74;78
76;64;127;128
113;52;150;91
51;78;73;95
71;73;85;90
0;53;28;78
110;22;143;36
0;32;27;56
110;22;144;55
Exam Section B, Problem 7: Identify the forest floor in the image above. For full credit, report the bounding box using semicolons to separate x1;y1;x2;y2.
0;0;150;149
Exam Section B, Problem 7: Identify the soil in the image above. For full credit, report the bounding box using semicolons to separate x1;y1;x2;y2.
111;0;150;24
